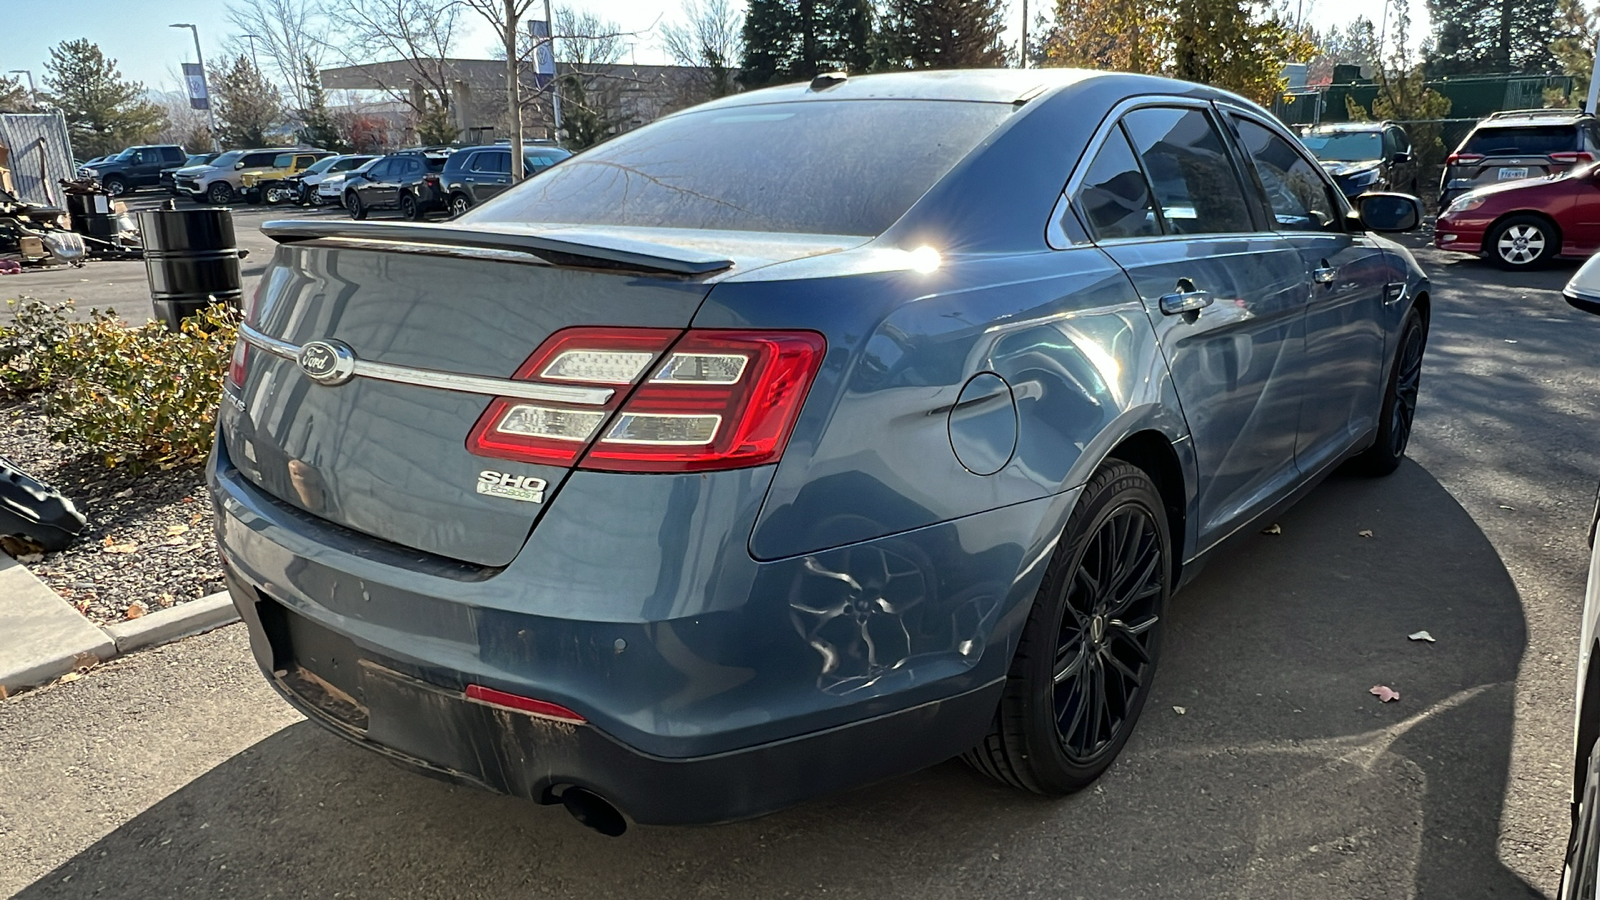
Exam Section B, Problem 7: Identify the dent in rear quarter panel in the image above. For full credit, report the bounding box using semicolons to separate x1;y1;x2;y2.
689;244;1185;561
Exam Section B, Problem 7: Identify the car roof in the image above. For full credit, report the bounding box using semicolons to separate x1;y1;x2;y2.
1480;109;1590;126
1310;122;1388;133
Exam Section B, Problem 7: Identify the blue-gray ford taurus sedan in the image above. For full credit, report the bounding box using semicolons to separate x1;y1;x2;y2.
210;69;1430;833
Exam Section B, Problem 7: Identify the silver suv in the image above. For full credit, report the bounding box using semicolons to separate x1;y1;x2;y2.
172;148;296;205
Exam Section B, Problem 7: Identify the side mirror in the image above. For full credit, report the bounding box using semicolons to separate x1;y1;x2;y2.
1353;193;1423;232
1563;254;1600;317
1392;151;1413;165
234;161;246;170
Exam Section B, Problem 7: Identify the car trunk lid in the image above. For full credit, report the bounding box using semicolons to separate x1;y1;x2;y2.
222;221;853;567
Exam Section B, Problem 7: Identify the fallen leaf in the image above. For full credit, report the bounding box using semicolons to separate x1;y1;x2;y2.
165;524;189;537
59;672;81;683
1173;706;1187;715
1408;630;1436;642
0;684;8;700
102;543;137;554
1358;530;1373;538
157;593;176;607
125;602;146;620
1370;685;1400;702
1262;523;1282;535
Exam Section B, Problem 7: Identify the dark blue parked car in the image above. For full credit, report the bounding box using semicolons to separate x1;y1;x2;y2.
213;69;1429;833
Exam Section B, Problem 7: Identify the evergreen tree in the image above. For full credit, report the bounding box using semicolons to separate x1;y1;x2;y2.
739;0;874;88
1044;0;1167;73
41;39;165;158
0;75;36;113
876;0;1008;69
1552;0;1598;100
297;57;347;151
211;55;285;148
1427;0;1558;76
1171;0;1312;104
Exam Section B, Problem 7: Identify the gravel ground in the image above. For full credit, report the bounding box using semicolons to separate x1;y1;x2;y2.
0;396;223;625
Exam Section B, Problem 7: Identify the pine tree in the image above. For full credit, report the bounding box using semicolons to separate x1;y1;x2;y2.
212;55;285;148
1427;0;1559;76
1552;0;1598;99
0;75;35;113
41;39;165;159
739;0;875;88
297;57;347;151
876;0;1008;69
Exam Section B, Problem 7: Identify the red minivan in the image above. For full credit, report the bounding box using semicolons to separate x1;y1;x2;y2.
1435;162;1600;269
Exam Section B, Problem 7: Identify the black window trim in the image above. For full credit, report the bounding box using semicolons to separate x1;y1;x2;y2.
1050;95;1274;247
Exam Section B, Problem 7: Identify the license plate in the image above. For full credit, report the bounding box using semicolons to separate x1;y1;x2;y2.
1498;167;1530;180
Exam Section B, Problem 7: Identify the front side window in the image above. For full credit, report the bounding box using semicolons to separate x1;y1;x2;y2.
1121;107;1254;235
1233;117;1341;232
273;153;295;167
1074;125;1159;240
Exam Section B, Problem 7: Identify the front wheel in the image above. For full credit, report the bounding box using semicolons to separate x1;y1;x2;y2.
206;181;233;205
964;461;1170;794
1564;738;1600;899
1490;215;1557;269
102;176;128;197
1352;306;1425;476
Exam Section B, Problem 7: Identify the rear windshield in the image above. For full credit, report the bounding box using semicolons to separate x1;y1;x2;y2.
469;99;1015;235
1301;131;1381;162
1461;125;1578;156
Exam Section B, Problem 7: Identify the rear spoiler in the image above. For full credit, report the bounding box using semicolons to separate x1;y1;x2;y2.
261;220;735;277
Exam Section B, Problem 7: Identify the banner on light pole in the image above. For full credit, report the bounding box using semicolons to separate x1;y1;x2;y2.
182;63;210;110
528;19;556;89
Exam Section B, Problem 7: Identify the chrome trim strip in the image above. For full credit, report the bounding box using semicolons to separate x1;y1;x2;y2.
239;325;615;405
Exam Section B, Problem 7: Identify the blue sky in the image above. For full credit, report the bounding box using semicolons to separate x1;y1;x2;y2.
4;0;1429;97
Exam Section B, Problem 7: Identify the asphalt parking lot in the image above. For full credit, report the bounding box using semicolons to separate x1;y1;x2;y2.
0;217;1596;898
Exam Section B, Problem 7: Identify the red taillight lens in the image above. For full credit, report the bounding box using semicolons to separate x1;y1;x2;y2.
579;330;826;473
228;339;249;389
464;684;585;724
1447;153;1483;165
1552;151;1595;163
465;327;826;473
466;327;680;466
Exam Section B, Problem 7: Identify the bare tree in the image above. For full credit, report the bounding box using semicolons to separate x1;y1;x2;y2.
224;0;329;111
552;6;630;149
458;0;547;179
660;0;744;103
321;0;462;132
150;86;213;150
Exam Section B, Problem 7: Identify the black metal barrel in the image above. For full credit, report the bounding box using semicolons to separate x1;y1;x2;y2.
137;206;242;331
65;193;119;242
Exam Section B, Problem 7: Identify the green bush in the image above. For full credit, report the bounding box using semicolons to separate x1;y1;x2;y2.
1;298;238;467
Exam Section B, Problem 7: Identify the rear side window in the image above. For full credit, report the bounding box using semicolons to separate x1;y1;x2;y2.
471;99;1016;235
1074;126;1159;240
472;151;510;174
1232;118;1341;232
1461;125;1579;156
1121;107;1254;235
164;147;184;163
243;153;277;167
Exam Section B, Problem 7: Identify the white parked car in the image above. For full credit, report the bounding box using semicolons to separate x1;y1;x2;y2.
317;158;380;206
295;154;377;206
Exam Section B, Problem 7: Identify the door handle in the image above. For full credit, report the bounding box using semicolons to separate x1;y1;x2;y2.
1159;278;1213;316
1314;262;1337;284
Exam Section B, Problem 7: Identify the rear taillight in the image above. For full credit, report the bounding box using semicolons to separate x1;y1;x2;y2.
581;331;826;473
1446;153;1483;165
1552;151;1595;163
228;278;267;389
466;327;825;473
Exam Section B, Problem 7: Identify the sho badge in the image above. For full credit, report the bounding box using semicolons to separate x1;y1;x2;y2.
477;470;547;504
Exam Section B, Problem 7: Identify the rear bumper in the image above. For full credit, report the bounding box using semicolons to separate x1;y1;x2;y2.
233;576;999;825
208;438;1060;822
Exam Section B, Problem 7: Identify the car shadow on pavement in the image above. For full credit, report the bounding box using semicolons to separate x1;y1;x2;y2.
11;462;1545;899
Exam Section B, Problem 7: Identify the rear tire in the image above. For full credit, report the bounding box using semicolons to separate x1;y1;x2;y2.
964;461;1170;794
1489;214;1557;269
450;193;472;218
399;192;422;221
1352;306;1425;477
348;192;367;220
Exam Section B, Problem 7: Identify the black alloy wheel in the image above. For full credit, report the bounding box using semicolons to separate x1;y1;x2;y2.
965;461;1170;793
399;192;422;221
1352;306;1425;476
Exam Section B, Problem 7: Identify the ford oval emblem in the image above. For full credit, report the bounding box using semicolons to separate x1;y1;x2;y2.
297;339;356;386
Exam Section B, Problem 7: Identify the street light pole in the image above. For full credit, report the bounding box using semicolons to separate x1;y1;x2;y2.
1588;35;1600;114
6;69;38;107
171;23;219;150
1021;0;1029;68
543;0;562;138
243;33;263;73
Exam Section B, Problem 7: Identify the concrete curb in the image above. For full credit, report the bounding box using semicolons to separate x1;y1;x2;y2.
0;555;116;694
1;552;240;695
102;591;240;656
